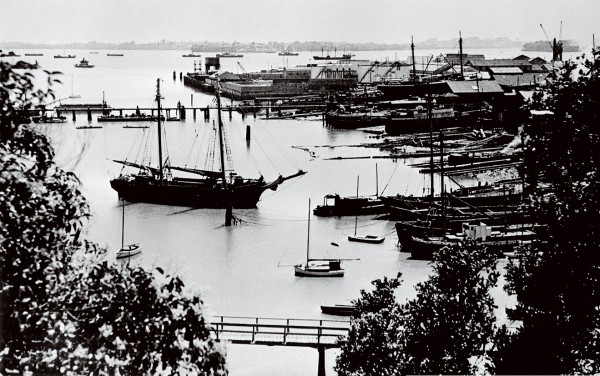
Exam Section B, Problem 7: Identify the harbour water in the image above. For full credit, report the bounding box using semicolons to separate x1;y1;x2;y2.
14;48;531;375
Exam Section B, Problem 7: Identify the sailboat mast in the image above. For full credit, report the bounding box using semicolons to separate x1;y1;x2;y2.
156;79;164;182
215;77;233;226
375;163;379;197
459;31;464;80
307;198;311;263
355;176;359;236
428;93;434;202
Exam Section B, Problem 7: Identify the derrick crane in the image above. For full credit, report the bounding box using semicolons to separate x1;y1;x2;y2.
539;24;554;50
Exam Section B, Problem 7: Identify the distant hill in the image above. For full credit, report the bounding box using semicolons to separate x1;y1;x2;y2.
2;37;524;52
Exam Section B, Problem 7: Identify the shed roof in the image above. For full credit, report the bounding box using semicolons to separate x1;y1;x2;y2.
446;80;504;94
492;73;548;88
467;59;532;68
513;54;531;61
490;67;523;74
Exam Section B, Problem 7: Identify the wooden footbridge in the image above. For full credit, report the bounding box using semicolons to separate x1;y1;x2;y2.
209;315;351;376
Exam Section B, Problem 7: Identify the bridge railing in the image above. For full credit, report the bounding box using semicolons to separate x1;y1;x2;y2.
209;315;351;347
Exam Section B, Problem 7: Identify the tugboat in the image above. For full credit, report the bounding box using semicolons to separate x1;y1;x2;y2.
74;58;94;68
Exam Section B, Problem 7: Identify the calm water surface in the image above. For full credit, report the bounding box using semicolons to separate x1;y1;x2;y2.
15;48;524;375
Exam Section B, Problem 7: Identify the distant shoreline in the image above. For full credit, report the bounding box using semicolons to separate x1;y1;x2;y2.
1;37;527;52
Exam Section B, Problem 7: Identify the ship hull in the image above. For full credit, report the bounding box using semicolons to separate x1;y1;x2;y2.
110;176;272;208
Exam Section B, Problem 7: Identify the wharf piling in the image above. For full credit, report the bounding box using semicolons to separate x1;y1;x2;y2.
87;108;92;121
246;124;251;142
204;106;210;120
180;106;186;120
173;71;176;80
72;111;76;121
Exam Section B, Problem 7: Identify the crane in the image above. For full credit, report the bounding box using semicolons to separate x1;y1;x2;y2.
539;24;554;50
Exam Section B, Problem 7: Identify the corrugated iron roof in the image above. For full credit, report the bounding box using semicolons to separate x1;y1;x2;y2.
446;80;504;94
492;73;548;88
490;67;523;74
467;59;532;67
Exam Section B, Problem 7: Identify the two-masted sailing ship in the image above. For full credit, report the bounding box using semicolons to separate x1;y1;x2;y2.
110;78;305;208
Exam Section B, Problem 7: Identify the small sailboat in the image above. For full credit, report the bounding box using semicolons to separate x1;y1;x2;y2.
294;199;345;277
347;175;385;244
116;199;141;260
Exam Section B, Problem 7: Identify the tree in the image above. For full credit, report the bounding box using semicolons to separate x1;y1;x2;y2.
335;273;405;376
336;240;501;375
497;52;600;374
0;60;227;374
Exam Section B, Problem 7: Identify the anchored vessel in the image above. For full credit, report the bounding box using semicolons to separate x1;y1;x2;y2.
110;78;304;208
295;199;345;277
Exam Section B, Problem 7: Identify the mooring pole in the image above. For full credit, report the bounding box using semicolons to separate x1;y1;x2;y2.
317;346;326;376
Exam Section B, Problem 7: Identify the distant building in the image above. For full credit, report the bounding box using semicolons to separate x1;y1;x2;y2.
466;59;534;73
513;54;531;61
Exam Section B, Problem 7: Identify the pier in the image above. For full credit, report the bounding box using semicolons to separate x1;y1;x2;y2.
210;315;350;376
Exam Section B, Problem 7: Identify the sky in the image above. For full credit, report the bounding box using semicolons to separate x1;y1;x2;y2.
0;0;598;47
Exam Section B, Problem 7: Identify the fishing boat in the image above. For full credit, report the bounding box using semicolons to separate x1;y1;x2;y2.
116;199;142;260
320;304;356;316
295;199;345;277
182;53;202;57
74;58;94;68
216;51;244;58
347;176;385;244
107;53;124;56
110;78;305;208
25;53;43;56
54;54;76;58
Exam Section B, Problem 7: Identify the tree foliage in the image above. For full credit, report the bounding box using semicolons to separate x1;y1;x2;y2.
1;60;226;374
497;52;600;374
336;240;501;376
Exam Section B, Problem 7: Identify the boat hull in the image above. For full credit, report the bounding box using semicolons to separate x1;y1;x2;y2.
116;244;142;259
294;262;344;277
321;305;356;316
348;235;385;244
325;111;387;129
110;175;273;208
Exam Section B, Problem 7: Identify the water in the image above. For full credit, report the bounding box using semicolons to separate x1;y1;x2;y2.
13;49;523;375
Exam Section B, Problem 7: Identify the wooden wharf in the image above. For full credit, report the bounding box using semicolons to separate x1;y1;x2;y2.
209;315;350;376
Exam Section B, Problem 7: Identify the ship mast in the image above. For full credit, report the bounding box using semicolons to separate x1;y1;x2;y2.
411;36;417;82
156;79;164;183
459;31;464;80
215;76;233;226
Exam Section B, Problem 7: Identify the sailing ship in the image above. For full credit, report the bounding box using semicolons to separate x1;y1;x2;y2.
116;199;142;260
110;78;305;208
295;199;345;277
347;176;385;244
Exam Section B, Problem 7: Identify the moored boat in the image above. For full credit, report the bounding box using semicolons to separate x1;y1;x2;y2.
313;194;385;217
182;53;202;57
54;54;76;58
110;78;305;208
295;199;345;277
74;58;94;68
325;109;388;129
216;51;244;58
321;304;356;316
403;222;536;260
